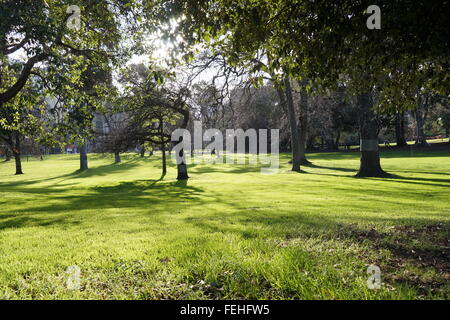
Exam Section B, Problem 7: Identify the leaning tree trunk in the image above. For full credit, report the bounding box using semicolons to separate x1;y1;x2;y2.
13;135;23;175
283;77;301;172
114;152;121;163
395;111;408;147
356;92;387;177
298;87;311;165
79;142;88;171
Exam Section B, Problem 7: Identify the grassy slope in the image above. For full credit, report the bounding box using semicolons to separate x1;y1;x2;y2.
0;150;449;299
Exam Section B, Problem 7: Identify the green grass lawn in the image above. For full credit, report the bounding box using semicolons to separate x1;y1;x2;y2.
343;138;449;150
0;150;449;300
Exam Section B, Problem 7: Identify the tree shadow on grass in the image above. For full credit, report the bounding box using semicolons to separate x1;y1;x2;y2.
366;174;450;188
188;163;265;175
184;209;450;296
0;215;82;231
332;223;450;296
303;162;357;174
304;152;360;161
1;179;207;218
0;160;142;189
395;170;450;176
381;150;450;158
0;176;210;232
64;160;143;179
307;168;450;188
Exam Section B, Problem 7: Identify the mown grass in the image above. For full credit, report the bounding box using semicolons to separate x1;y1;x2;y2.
344;138;449;150
0;149;449;300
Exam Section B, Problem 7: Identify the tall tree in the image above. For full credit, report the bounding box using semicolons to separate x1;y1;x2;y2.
0;75;49;174
282;77;301;172
1;1;144;173
295;81;311;164
356;91;386;177
119;64;192;180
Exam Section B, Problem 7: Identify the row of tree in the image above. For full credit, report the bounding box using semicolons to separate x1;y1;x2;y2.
148;0;448;177
1;1;449;180
189;81;449;153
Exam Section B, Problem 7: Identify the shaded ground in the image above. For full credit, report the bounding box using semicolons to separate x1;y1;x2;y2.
337;223;450;296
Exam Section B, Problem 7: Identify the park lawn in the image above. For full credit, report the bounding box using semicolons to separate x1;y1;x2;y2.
344;138;450;150
0;150;449;300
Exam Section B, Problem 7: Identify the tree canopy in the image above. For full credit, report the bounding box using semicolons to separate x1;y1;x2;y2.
155;0;449;97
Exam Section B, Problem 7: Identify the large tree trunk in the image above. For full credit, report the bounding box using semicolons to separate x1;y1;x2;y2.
176;138;189;180
283;77;301;172
173;109;190;180
114;152;121;163
161;143;167;177
356;92;387;177
140;146;146;157
298;87;311;165
395;111;408;147
13;135;23;175
1;133;22;172
13;151;23;175
176;158;188;180
79;142;88;171
160;119;167;177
